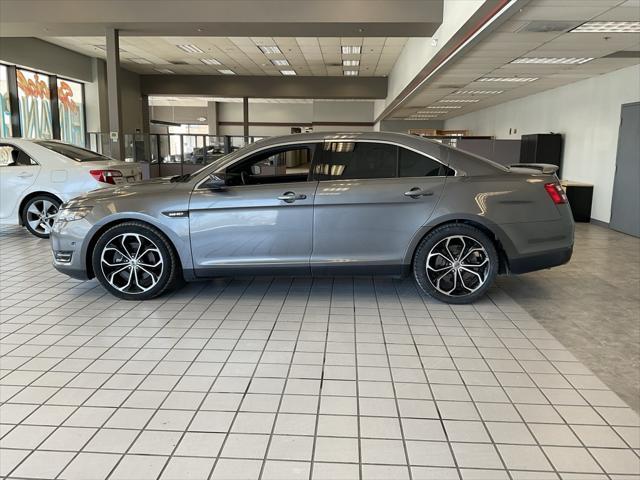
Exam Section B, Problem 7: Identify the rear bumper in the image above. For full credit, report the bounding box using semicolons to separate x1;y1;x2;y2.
507;245;573;274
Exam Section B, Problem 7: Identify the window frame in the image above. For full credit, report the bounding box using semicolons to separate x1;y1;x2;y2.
310;139;455;182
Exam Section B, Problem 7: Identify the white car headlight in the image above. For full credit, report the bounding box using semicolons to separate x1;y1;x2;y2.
56;206;93;222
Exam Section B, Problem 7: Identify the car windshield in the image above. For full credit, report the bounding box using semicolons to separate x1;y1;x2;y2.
37;141;112;162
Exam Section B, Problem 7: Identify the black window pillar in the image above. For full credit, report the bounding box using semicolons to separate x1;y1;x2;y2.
49;75;61;140
7;65;21;137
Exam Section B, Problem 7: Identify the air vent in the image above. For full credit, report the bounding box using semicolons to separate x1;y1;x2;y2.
517;21;581;33
604;50;640;58
438;85;464;89
169;60;188;65
325;62;342;67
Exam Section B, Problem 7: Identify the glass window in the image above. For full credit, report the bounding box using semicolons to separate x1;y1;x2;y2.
0;65;11;137
17;69;53;139
36;140;109;162
57;78;85;146
399;147;451;177
226;146;313;186
314;141;397;180
0;144;37;167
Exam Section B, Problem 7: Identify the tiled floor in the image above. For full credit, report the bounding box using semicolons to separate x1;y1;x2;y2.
1;225;639;480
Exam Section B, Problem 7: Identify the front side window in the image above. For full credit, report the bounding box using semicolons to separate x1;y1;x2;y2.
314;141;397;180
225;145;314;186
0;144;37;167
399;147;452;177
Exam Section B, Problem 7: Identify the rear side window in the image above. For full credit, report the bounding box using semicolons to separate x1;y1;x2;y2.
399;147;453;177
314;141;397;180
37;141;110;162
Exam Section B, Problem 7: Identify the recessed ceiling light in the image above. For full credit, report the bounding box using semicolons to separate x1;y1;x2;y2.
479;77;538;82
342;59;360;66
280;70;297;75
176;44;204;54
571;21;640;33
259;45;282;55
426;105;461;109
344;70;359;76
271;59;289;66
218;69;235;75
455;90;503;95
129;58;152;64
341;46;362;55
511;57;594;64
200;58;221;65
154;68;175;74
438;99;480;103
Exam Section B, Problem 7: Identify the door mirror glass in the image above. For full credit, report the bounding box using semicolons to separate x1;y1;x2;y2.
250;164;262;176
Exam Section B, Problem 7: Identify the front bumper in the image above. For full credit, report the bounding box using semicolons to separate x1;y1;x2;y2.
50;217;93;280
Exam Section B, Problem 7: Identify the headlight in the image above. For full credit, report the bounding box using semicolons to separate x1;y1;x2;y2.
56;206;93;222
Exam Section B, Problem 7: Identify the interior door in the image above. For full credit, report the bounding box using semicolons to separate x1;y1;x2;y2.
188;143;318;275
311;141;449;274
610;102;640;237
0;144;40;219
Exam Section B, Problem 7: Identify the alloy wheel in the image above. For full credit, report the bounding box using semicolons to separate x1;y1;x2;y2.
100;233;164;294
26;199;59;236
425;235;490;297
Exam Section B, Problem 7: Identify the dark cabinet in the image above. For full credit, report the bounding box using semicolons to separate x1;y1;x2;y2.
520;134;563;175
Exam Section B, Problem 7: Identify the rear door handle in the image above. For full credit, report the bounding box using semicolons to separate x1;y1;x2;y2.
17;172;34;178
278;191;307;203
404;188;434;198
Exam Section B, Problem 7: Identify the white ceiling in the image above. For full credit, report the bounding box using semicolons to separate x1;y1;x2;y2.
391;0;640;120
42;36;408;76
148;96;374;106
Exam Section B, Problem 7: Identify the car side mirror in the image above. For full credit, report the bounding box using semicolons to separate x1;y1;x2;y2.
251;165;261;176
203;174;227;191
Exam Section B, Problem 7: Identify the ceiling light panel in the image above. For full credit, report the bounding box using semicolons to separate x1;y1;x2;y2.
511;57;594;65
426;105;461;109
478;77;538;82
344;70;359;76
439;99;480;103
571;21;640;33
218;69;235;75
271;59;289;66
341;46;362;55
176;44;204;54
280;70;296;75
342;60;360;66
259;45;282;54
455;90;503;95
200;58;221;65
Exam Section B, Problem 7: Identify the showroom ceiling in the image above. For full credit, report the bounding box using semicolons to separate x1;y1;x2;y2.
388;0;640;120
41;36;409;77
148;96;375;106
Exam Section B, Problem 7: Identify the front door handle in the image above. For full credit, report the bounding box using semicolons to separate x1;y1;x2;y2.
404;188;434;199
17;172;34;178
278;191;307;203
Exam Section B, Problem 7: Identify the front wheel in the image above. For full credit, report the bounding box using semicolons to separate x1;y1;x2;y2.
21;195;61;238
413;224;498;304
92;222;180;300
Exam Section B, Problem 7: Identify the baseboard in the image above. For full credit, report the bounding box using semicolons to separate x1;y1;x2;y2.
590;218;610;228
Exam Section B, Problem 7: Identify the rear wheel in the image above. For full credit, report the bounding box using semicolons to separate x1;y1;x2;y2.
21;195;61;238
413;224;498;304
92;222;180;300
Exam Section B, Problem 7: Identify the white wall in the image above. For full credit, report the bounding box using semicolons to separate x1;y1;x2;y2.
445;64;640;223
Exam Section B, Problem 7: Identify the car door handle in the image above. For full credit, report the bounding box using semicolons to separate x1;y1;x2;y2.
17;172;34;178
404;188;434;198
278;191;307;203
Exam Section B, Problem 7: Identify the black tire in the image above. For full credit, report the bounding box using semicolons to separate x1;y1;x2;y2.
413;223;498;304
21;194;61;239
92;222;180;300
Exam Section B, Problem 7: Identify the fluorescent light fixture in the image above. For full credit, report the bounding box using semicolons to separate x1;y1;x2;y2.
511;57;593;65
419;111;448;114
176;44;204;54
200;58;221;65
571;21;640;33
438;99;480;103
343;70;359;76
271;59;289;66
341;46;362;55
280;70;297;75
218;69;235;75
259;45;282;54
154;68;175;74
129;58;152;64
426;105;461;109
455;90;503;95
478;77;538;82
342;59;360;66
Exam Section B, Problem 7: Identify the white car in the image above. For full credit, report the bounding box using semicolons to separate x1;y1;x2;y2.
0;139;142;238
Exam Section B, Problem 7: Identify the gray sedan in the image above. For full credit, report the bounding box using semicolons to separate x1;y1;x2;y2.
50;132;574;304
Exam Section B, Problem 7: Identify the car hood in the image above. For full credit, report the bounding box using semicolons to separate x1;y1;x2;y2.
66;177;183;205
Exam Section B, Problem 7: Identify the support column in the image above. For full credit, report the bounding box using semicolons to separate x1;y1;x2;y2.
141;94;151;164
207;101;217;136
48;75;61;140
106;28;124;159
242;97;249;138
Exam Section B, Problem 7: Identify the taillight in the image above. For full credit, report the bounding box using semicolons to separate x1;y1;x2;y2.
90;169;123;185
544;182;567;204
